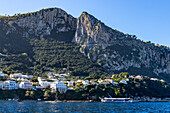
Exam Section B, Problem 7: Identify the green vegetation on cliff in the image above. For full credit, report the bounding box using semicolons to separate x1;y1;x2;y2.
59;76;170;100
0;38;107;77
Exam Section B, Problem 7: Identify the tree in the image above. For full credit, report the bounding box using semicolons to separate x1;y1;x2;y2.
77;82;83;86
44;79;54;82
100;75;105;80
30;78;38;82
120;72;129;78
25;91;30;97
85;76;93;80
43;90;51;100
30;91;35;99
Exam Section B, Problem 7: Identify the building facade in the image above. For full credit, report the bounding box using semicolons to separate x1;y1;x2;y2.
0;71;4;77
50;82;67;93
19;82;33;89
3;80;19;90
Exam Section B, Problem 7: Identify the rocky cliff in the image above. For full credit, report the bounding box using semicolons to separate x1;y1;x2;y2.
73;12;170;79
0;8;169;81
8;8;76;36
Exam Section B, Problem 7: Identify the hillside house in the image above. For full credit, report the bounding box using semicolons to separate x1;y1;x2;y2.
105;79;114;84
129;76;134;79
50;82;67;93
10;73;33;79
0;81;3;89
20;82;33;89
0;71;4;77
67;81;75;87
82;80;89;85
39;80;53;88
47;72;54;79
119;80;128;84
90;81;99;85
3;80;19;90
135;75;142;80
77;80;84;83
98;80;110;85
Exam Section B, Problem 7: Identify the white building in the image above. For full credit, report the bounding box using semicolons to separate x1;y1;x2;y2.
27;75;33;79
10;73;22;78
77;80;84;83
129;76;134;79
125;78;129;82
61;73;70;77
67;81;75;87
150;78;158;81
119;80;128;84
39;81;52;88
63;68;67;71
135;75;142;80
3;80;19;90
0;81;3;89
90;81;99;85
67;87;74;90
102;81;110;85
38;77;43;81
47;72;54;79
36;86;45;89
50;82;67;93
82;80;89;85
113;82;119;86
17;78;29;82
105;79;114;84
19;82;33;89
98;80;110;85
54;73;70;78
54;74;62;78
38;77;51;88
10;73;33;79
0;71;4;77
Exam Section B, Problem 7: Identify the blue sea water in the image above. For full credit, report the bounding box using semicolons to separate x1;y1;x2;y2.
0;101;169;113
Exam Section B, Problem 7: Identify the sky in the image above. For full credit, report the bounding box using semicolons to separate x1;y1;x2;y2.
0;0;169;46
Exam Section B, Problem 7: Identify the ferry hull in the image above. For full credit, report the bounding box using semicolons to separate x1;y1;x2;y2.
100;97;138;103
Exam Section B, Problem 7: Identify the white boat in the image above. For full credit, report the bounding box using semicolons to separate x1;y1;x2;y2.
37;99;41;101
8;99;12;101
100;97;138;103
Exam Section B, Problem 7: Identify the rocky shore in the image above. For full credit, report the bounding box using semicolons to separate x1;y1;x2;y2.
134;97;170;102
1;99;170;102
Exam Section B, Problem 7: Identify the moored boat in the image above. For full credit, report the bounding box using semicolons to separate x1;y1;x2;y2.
100;97;138;103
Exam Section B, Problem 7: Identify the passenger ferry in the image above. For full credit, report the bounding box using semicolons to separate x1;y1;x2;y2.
100;97;138;103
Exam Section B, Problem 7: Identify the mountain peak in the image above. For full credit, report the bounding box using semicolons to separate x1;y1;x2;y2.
79;11;98;21
37;7;68;15
7;7;76;36
73;11;123;45
40;7;61;11
82;11;88;15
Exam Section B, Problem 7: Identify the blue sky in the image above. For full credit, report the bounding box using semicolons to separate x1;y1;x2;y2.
0;0;169;46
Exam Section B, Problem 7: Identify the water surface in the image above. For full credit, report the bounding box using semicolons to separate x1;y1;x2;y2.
0;101;169;113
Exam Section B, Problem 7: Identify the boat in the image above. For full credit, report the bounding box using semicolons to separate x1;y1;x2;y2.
8;99;12;101
37;99;41;101
100;97;138;103
7;98;19;101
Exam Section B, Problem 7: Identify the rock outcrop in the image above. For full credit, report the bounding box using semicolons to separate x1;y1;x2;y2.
73;12;170;78
8;8;76;36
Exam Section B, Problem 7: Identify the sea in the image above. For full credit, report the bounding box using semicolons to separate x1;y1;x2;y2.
0;101;169;113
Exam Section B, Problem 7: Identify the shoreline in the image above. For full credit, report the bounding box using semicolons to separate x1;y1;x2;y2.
0;99;169;102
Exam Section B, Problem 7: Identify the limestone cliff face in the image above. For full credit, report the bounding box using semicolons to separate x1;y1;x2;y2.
73;12;123;45
73;12;170;77
0;8;170;79
8;8;76;36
